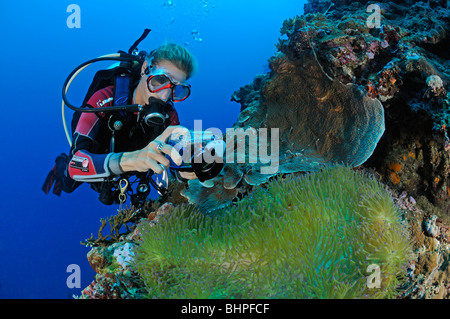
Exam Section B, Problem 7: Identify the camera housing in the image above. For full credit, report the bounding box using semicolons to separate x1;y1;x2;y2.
167;130;225;182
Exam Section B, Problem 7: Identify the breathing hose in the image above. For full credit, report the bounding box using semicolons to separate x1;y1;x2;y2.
61;53;144;146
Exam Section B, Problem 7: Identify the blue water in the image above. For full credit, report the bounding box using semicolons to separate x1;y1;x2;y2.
0;0;305;298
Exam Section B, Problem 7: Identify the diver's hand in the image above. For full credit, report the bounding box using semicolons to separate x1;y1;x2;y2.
119;126;186;174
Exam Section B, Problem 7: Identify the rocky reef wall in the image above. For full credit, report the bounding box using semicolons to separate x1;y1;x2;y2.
226;0;450;298
232;0;450;221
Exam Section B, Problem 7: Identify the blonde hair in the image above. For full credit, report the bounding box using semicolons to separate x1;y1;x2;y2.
147;43;197;79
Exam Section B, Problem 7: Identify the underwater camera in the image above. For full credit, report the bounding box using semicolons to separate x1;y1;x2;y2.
166;129;225;182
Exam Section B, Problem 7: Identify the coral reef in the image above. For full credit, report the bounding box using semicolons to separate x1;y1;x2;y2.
79;169;449;299
77;0;450;299
183;48;386;212
391;191;450;298
269;0;450;221
184;0;450;222
78;241;145;299
80;202;152;247
76;203;176;299
177;0;450;297
133;166;412;299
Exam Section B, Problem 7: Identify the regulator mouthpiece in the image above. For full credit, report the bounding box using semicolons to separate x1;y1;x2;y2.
142;97;168;127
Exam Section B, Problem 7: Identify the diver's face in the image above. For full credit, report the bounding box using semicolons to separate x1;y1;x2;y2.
137;60;188;104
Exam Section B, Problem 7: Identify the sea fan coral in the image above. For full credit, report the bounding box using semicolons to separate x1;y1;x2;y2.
133;166;413;299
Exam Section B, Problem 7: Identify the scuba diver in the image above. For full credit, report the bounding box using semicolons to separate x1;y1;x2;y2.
42;30;223;207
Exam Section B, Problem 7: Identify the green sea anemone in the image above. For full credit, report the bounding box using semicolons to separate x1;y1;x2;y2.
133;166;413;299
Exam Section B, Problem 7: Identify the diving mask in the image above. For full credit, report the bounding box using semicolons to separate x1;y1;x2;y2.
145;68;191;102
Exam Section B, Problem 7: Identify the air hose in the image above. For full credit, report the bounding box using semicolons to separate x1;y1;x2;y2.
62;28;152;146
61;53;144;146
